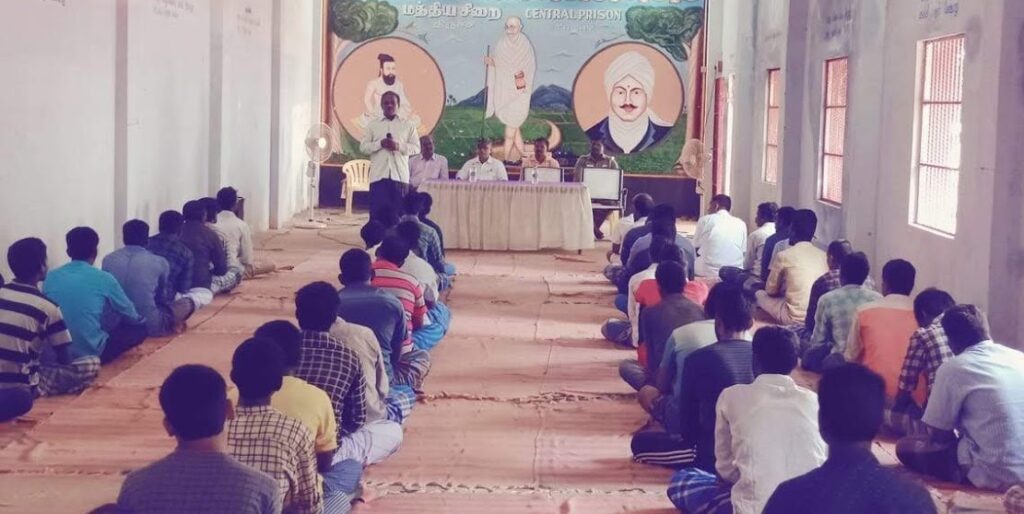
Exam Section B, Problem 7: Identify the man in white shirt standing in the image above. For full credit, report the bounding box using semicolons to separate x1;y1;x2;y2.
457;139;508;181
407;135;448;188
669;327;827;514
691;194;748;279
360;91;421;220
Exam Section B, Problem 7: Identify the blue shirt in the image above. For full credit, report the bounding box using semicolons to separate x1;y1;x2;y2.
337;283;408;380
43;260;143;358
763;444;936;514
626;233;697;281
102;246;173;335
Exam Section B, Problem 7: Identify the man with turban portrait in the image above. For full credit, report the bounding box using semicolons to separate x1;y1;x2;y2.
585;51;671;155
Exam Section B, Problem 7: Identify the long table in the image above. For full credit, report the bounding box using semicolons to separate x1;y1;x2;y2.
419;180;595;251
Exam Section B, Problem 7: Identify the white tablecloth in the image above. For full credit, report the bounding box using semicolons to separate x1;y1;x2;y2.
419;180;595;251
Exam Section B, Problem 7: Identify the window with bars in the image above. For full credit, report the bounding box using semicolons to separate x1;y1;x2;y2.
820;58;848;204
763;69;781;184
913;35;965;235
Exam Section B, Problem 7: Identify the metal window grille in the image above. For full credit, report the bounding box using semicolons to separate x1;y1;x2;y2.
820;58;848;204
763;69;781;184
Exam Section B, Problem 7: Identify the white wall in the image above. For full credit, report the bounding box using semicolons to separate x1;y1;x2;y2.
0;0;320;276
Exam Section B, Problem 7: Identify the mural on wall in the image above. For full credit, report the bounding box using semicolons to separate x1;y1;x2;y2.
326;0;704;174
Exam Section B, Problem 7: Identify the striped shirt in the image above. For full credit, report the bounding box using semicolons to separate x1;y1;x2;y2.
0;283;73;389
371;260;426;352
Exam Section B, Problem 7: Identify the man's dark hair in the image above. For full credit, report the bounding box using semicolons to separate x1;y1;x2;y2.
66;227;100;261
839;252;870;286
402;192;426;215
372;205;400;228
476;138;491;150
339;248;373;285
378;53;395;65
882;259;916;295
381;90;400;106
295;281;340;331
122;219;150;247
231;338;287;400
655;261;685;295
647;236;668;264
360;221;387;249
818;364;885;443
791;209;818;241
650;217;677;239
254;320;303;369
158;210;185;235
201;198;219;223
159;364;228;441
216;187;238;211
703;282;723;319
182;200;206;222
826;239;854;261
649;204;676;223
533;137;549;148
715;284;754;333
654;242;683;265
775;206;797;229
632;194;654;218
7;238;47;282
417;192;434;215
752;326;799;375
941;304;991;354
712;194;732;211
756;202;779;222
395;221;422;251
377;235;410;266
913;288;955;327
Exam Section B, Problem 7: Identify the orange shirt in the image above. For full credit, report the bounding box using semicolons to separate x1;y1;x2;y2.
846;294;925;403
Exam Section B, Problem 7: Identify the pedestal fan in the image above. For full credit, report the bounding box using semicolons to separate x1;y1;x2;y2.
295;123;336;230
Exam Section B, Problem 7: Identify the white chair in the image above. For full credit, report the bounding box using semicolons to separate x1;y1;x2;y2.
342;159;371;217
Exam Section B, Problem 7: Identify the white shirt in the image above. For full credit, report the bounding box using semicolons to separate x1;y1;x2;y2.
408;153;449;187
611;215;645;247
456;156;508;181
214;211;253;270
329;318;390;422
745;222;775;272
692;209;748;278
715;374;827;514
359;115;421;184
627;263;658;347
401;253;439;305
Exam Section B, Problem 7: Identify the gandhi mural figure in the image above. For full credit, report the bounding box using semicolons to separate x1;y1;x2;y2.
585;51;671;154
484;16;536;161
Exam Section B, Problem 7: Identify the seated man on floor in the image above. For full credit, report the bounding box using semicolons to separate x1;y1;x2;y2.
884;288;956;436
755;209;828;325
117;364;281;513
0;238;100;402
44;227;147;364
745;202;777;275
103;219;195;337
631;285;754;470
763;364;937;514
373;236;448;353
227;338;322;514
845;259;920;400
295;281;403;467
180;200;239;298
896;305;1024;491
602;237;673;345
399;192;448;287
637;284;722;434
215;187;273;279
394;221;441;305
617;203;674;286
624;206;697;286
799;239;854;342
618;260;704;391
691;194;747;279
603;193;653;270
456;139;508;181
415;192;454;276
759;206;795;281
337;249;430;391
669;327;826;514
248;320;363;507
802;252;880;372
148;210;203;309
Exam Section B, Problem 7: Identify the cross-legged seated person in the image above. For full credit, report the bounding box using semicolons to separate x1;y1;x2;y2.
755;209;828;325
337;249;430;391
883;288;956;436
415;192;454;276
619;260;704;391
247;320;363;509
845;259;921;401
758;206;796;282
0;238;100;401
617;205;662;289
602;237;674;346
180;200;238;297
201;197;243;293
148;210;204;309
718;202;777;293
456;139;508;181
330;309;406;426
294;282;403;467
691;194;747;279
637;284;721;434
395;222;451;349
896;305;1024;490
631;286;754;469
103;220;195;337
117;365;280;514
625;206;697;286
399;193;448;287
801;252;881;372
669;327;826;514
372;236;445;353
603;193;653;274
227;338;322;514
794;239;854;345
44;227;147;364
216;187;273;278
763;364;937;514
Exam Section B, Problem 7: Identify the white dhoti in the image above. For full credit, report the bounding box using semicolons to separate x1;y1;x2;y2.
486;34;536;129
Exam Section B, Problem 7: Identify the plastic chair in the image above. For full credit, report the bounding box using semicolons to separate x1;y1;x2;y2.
342;159;371;216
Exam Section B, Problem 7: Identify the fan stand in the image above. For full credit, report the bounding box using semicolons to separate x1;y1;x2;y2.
295;161;328;230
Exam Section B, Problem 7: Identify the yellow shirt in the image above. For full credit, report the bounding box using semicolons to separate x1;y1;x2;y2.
764;241;828;323
229;376;338;454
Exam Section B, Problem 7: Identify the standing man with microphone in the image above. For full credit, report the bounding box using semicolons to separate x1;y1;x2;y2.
360;91;420;220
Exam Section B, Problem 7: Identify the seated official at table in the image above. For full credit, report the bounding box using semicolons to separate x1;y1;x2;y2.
573;137;621;240
456;139;508;181
520;137;560;180
408;134;449;188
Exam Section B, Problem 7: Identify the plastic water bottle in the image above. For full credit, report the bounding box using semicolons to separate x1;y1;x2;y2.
469;166;477;183
530;166;539;184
